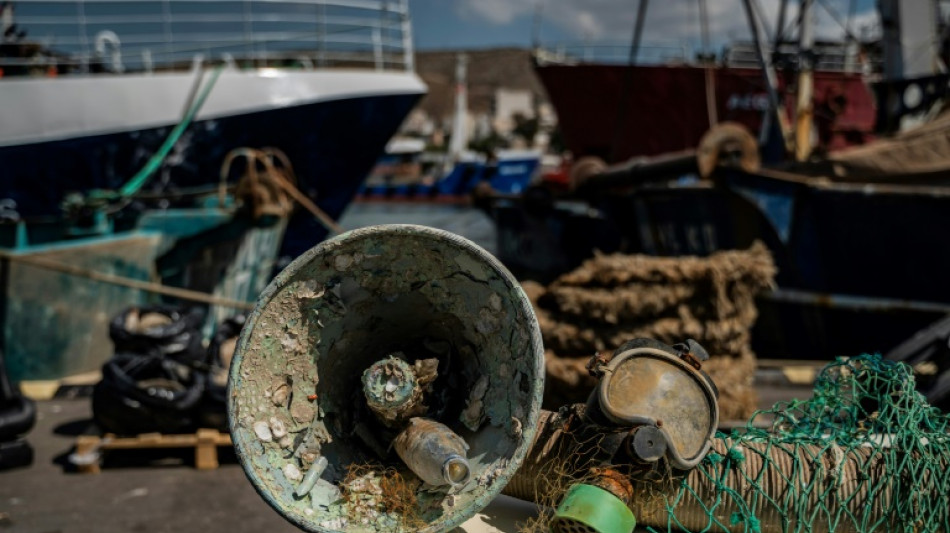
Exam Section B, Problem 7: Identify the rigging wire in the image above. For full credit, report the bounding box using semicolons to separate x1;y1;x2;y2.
698;0;718;127
531;0;544;50
119;64;224;197
608;0;649;163
773;0;789;47
698;0;710;55
749;0;775;44
628;0;650;65
846;0;857;36
815;0;862;43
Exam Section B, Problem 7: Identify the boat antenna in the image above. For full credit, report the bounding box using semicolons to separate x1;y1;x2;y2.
846;0;857;37
531;1;543;51
815;0;862;43
698;0;711;57
446;53;469;172
608;0;649;162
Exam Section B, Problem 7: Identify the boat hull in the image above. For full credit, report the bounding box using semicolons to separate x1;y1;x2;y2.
0;70;425;257
0;209;286;382
490;170;950;359
535;63;875;163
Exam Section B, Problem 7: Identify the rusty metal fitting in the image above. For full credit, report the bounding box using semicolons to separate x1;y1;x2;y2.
361;355;438;428
672;338;710;371
624;425;668;464
586;351;612;377
588;467;635;504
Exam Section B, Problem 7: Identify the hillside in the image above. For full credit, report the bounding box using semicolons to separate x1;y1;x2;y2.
414;47;549;119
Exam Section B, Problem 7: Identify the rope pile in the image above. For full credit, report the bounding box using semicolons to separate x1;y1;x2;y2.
219;146;343;236
524;242;776;420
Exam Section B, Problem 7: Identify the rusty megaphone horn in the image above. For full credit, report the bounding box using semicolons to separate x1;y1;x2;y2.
227;225;545;532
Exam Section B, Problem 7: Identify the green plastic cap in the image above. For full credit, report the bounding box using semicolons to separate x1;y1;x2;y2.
551;484;637;533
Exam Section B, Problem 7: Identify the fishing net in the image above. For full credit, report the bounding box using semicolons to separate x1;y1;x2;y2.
507;354;950;533
505;409;626;533
634;353;950;532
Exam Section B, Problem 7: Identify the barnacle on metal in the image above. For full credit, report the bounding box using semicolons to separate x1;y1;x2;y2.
362;355;438;428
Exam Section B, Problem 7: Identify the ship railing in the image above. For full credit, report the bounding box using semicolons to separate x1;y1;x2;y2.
535;39;882;74
724;41;882;74
534;42;692;66
0;0;415;74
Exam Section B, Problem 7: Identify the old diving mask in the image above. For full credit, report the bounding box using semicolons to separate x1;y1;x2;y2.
549;338;720;533
588;338;719;470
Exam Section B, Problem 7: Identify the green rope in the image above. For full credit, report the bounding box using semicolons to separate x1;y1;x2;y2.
650;354;950;532
118;64;225;198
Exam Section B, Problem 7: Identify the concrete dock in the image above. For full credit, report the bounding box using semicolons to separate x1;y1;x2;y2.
0;204;818;532
0;396;543;533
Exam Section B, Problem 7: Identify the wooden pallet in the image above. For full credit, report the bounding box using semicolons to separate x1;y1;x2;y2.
74;429;232;474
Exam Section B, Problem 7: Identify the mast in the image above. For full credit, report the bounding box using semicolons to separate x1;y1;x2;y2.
879;0;941;80
608;0;649;162
1;3;13;41
531;2;543;51
795;0;814;162
699;0;718;127
447;53;469;161
628;0;649;66
740;0;790;149
773;0;789;50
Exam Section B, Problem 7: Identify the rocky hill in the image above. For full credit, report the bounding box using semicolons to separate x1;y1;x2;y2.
414;47;548;119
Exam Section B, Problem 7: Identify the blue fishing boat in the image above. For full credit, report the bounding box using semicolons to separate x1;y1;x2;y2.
359;52;541;200
359;143;542;199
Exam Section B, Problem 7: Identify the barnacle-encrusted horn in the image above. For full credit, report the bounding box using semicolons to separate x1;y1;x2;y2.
228;225;544;533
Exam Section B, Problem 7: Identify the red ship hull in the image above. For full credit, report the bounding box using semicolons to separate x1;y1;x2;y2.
535;63;876;163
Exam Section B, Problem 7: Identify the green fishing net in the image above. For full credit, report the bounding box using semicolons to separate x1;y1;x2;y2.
641;353;950;532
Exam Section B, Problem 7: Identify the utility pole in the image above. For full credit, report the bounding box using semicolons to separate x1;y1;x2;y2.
795;0;815;161
447;53;469;166
531;1;543;51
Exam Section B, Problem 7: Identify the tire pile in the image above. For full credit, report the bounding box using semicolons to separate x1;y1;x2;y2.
524;242;776;421
0;350;35;470
92;306;245;435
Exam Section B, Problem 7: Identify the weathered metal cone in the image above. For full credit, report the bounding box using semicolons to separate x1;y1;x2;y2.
228;224;545;533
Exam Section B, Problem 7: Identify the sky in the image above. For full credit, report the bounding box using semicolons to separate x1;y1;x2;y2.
8;0;885;67
410;0;881;53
